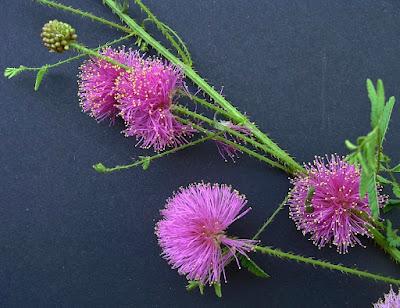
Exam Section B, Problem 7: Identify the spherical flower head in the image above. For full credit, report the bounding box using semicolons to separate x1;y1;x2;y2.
214;121;250;162
78;47;141;123
41;20;77;53
288;154;386;254
374;286;400;308
156;183;256;285
115;57;192;151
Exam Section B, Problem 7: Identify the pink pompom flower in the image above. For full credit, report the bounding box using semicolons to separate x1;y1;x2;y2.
78;47;141;123
155;183;256;285
215;121;250;162
288;154;386;254
115;57;192;151
374;286;400;308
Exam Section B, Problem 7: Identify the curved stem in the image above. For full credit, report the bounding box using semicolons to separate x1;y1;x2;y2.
94;132;222;173
255;246;400;285
103;0;305;175
252;195;289;240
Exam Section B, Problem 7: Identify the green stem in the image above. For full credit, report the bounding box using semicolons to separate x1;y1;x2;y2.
369;226;400;264
175;116;290;173
177;90;237;124
36;0;132;33
103;0;305;175
5;33;135;76
93;133;221;173
252;195;289;240
69;42;132;71
255;245;400;285
173;105;290;168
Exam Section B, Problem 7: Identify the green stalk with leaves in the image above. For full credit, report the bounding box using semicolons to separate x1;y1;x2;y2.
4;0;400;299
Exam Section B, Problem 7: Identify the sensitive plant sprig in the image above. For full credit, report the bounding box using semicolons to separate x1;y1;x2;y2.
31;0;304;173
9;0;399;262
5;1;400;301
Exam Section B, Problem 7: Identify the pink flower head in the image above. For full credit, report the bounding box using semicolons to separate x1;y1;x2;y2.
115;57;192;151
155;183;256;285
78;47;141;122
215;121;250;162
374;286;400;308
288;154;386;254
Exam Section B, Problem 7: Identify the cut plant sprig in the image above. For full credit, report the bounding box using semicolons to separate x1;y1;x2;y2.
36;0;304;174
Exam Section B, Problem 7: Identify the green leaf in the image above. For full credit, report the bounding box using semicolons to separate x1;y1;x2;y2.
345;152;358;164
383;199;400;213
364;139;377;170
366;79;380;128
380;153;391;163
378;96;395;144
186;280;204;294
377;175;392;185
139;156;151;170
239;256;270;278
393;184;400;199
358;149;375;200
386;220;400;248
199;283;204;295
213;283;222;298
345;140;357;150
4;65;27;79
305;186;315;213
391;163;400;173
186;281;198;291
376;79;385;106
93;163;107;173
34;66;48;91
367;177;379;218
357;136;366;145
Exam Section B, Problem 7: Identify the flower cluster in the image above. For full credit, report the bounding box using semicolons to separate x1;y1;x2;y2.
155;183;256;285
288;155;386;254
78;47;191;151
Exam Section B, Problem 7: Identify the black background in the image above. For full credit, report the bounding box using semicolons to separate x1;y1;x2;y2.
2;1;400;307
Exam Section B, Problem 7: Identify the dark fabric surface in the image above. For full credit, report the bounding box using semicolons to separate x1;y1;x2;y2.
2;1;400;307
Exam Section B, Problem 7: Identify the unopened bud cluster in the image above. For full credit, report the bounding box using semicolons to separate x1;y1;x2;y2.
41;20;77;53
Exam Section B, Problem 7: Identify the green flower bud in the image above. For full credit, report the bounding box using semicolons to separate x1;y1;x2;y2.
41;20;77;53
